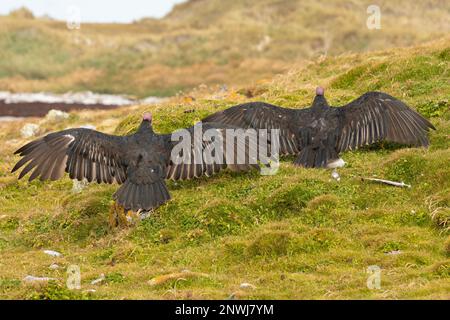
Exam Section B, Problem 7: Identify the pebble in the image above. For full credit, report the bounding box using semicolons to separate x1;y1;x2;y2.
386;250;402;255
331;170;341;181
91;274;105;285
44;109;70;122
23;275;56;283
240;282;256;289
20;123;40;138
72;179;89;193
84;289;96;293
43;250;62;257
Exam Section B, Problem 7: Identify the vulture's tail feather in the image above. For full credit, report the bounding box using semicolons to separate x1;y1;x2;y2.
294;146;339;168
113;180;170;212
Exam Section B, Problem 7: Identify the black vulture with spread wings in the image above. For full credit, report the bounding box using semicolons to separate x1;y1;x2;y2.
11;113;259;211
203;87;435;168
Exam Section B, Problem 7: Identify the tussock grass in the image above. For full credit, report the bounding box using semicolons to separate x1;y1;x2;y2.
0;38;449;299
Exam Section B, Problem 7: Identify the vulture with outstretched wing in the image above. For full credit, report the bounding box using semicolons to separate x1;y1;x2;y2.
203;87;435;168
11;113;259;211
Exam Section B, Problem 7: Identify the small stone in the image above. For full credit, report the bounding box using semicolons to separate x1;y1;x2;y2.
43;250;62;257
44;109;70;122
148;270;208;286
139;210;153;220
49;263;60;270
239;282;256;289
83;289;96;293
331;170;341;181
386;250;402;255
72;179;89;193
20;123;40;138
91;274;105;285
23;275;56;283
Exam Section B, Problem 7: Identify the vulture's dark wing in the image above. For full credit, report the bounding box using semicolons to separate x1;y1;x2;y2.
335;92;435;152
165;122;260;180
203;102;301;155
12;128;127;184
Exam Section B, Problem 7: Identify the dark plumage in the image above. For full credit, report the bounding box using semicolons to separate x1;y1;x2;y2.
203;87;435;168
12;113;259;211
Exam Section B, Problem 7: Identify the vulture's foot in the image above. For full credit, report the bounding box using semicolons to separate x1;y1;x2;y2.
108;202;140;228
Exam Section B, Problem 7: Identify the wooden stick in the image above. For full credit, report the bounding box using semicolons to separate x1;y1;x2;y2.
361;177;411;188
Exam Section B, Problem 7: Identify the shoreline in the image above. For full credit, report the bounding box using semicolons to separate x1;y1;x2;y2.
0;91;164;118
0;100;122;117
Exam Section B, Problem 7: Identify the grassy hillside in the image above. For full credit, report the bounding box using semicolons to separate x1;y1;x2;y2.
0;0;449;97
0;38;449;299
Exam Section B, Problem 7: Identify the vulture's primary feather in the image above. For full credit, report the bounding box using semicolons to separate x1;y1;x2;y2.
203;88;435;168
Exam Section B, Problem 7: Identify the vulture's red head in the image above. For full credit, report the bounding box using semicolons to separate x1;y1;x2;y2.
143;112;153;122
316;86;325;96
312;86;329;110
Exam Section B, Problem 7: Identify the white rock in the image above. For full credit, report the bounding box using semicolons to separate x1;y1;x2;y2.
239;282;256;289
20;123;40;138
139;210;153;220
331;170;341;181
72;179;89;193
45;109;70;122
91;273;105;285
255;35;271;52
23;275;56;283
49;263;60;270
43;250;62;257
84;289;96;293
386;250;402;255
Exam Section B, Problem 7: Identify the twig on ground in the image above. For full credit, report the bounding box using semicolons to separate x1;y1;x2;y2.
361;177;411;188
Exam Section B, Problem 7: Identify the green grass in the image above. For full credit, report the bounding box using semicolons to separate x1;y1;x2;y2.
0;38;449;299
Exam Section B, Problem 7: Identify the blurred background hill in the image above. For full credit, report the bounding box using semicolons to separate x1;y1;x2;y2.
0;0;448;97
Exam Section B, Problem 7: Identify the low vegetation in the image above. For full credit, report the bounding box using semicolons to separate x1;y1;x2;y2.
0;38;449;299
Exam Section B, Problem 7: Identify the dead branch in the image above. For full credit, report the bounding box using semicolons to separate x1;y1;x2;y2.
361;177;411;188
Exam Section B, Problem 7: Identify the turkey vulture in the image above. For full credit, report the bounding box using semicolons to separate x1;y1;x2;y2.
11;113;259;211
203;87;435;168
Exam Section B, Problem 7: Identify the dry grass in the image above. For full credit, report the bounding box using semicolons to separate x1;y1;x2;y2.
0;0;448;97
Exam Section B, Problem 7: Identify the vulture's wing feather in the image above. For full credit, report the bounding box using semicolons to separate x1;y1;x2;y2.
336;92;435;152
165;122;260;180
203;102;301;155
12;128;127;183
